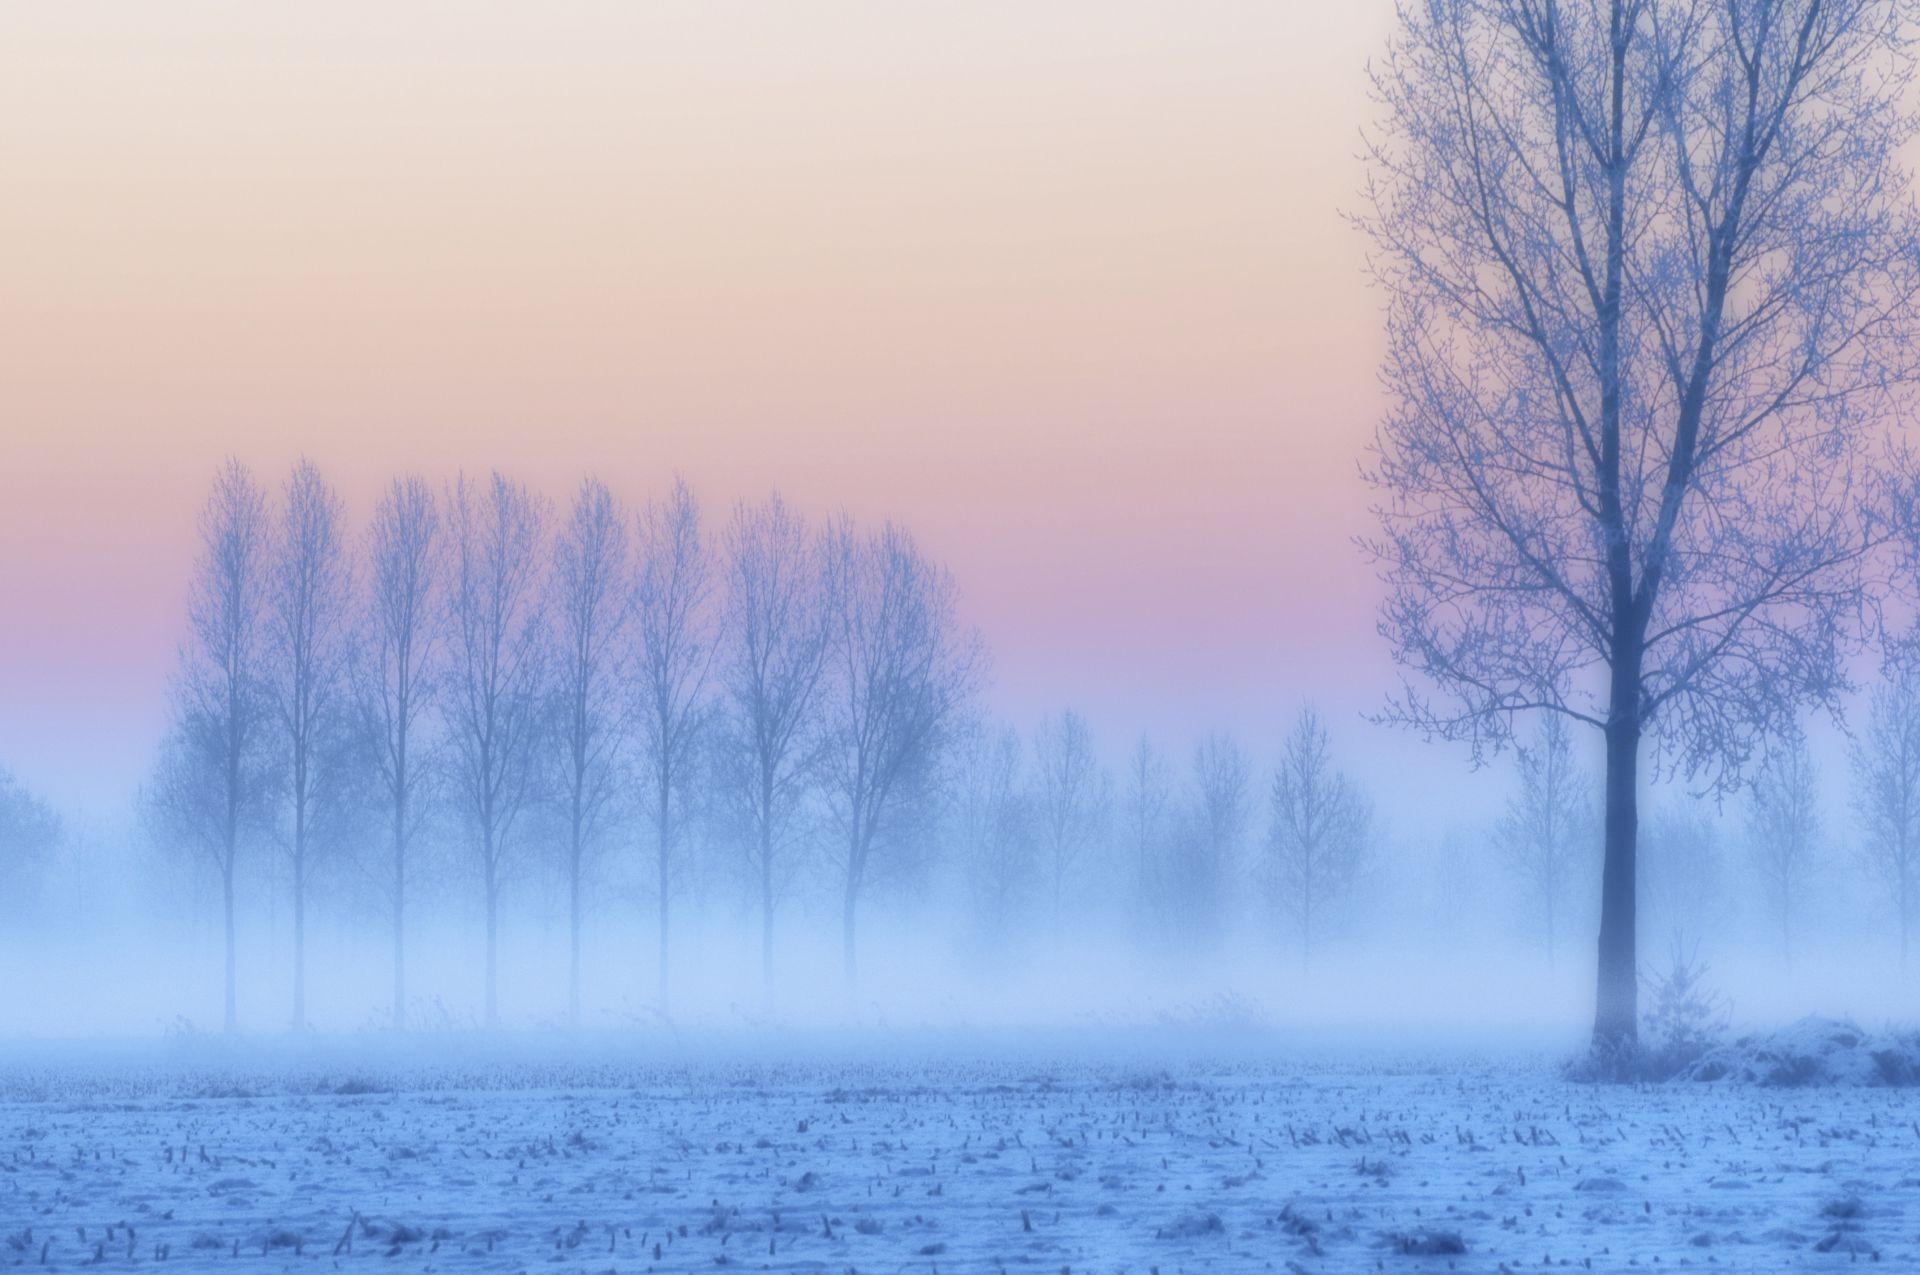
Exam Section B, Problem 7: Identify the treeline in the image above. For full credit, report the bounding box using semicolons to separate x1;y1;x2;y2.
135;460;1392;1033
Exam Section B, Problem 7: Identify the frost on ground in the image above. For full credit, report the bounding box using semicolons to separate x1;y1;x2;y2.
2;1047;1919;1272
1685;1017;1920;1088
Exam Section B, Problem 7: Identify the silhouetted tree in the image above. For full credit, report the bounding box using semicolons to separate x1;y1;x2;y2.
153;459;273;1031
1268;706;1369;968
1032;709;1111;939
265;459;351;1030
1748;724;1821;968
1362;0;1920;1051
952;719;1032;944
719;494;830;997
821;517;979;984
549;478;627;1028
1853;672;1920;969
0;766;61;914
446;472;549;1028
632;477;714;1013
357;475;442;1031
1180;733;1249;943
1498;715;1592;971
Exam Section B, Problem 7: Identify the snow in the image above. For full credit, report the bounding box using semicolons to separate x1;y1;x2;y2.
1686;1016;1920;1088
3;1044;1920;1270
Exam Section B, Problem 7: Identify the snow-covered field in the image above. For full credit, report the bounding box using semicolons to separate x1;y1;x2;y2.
2;1042;1917;1271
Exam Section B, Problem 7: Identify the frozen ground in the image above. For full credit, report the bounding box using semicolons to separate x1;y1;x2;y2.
2;1039;1918;1271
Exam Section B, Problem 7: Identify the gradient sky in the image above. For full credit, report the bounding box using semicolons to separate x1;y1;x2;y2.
0;3;1451;814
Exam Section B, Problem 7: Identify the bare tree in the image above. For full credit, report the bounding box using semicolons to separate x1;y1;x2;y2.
1641;800;1726;951
632;477;714;1013
153;460;272;1032
1121;736;1173;930
1267;706;1369;969
952;719;1033;944
1497;715;1592;971
265;459;351;1030
445;473;549;1028
1748;724;1821;967
1852;673;1920;969
719;494;830;997
821;517;979;984
1361;0;1920;1050
1429;826;1483;947
1032;709;1112;939
358;476;442;1031
1177;733;1249;943
548;478;628;1028
0;766;61;916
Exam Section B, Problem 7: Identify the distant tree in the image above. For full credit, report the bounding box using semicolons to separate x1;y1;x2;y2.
719;494;830;996
1748;725;1821;968
1497;715;1592;971
1179;733;1249;942
1121;736;1172;929
1032;709;1112;939
952;719;1033;944
821;518;979;984
152;460;273;1031
1853;673;1920;970
632;478;715;1013
1268;707;1369;968
265;459;351;1030
1362;0;1920;1052
533;490;616;1010
357;475;442;1031
0;766;61;912
1641;801;1726;952
1429;826;1482;947
546;478;628;1028
445;473;549;1028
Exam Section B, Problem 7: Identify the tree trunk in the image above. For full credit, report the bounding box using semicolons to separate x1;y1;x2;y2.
393;807;406;1032
484;852;499;1030
658;778;671;1014
292;835;306;1032
1593;663;1642;1054
222;864;238;1033
1546;895;1556;975
759;820;774;1003
1901;863;1911;974
843;878;858;989
568;828;582;1032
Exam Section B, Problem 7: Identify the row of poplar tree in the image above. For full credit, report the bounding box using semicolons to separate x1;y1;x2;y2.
152;461;1385;1032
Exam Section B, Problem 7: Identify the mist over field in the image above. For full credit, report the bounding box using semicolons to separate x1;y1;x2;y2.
18;2;1920;1270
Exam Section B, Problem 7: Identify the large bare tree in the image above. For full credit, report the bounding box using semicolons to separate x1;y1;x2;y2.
358;476;442;1031
446;472;549;1028
719;494;830;997
1498;714;1593;970
1267;707;1370;969
549;478;628;1028
265;459;351;1030
821;517;979;985
1362;0;1920;1051
153;460;273;1032
632;478;714;1014
1853;672;1920;969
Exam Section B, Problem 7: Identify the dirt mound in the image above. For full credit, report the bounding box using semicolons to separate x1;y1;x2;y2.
1683;1017;1920;1087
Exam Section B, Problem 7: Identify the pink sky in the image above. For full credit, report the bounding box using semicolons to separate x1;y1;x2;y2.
0;4;1444;811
